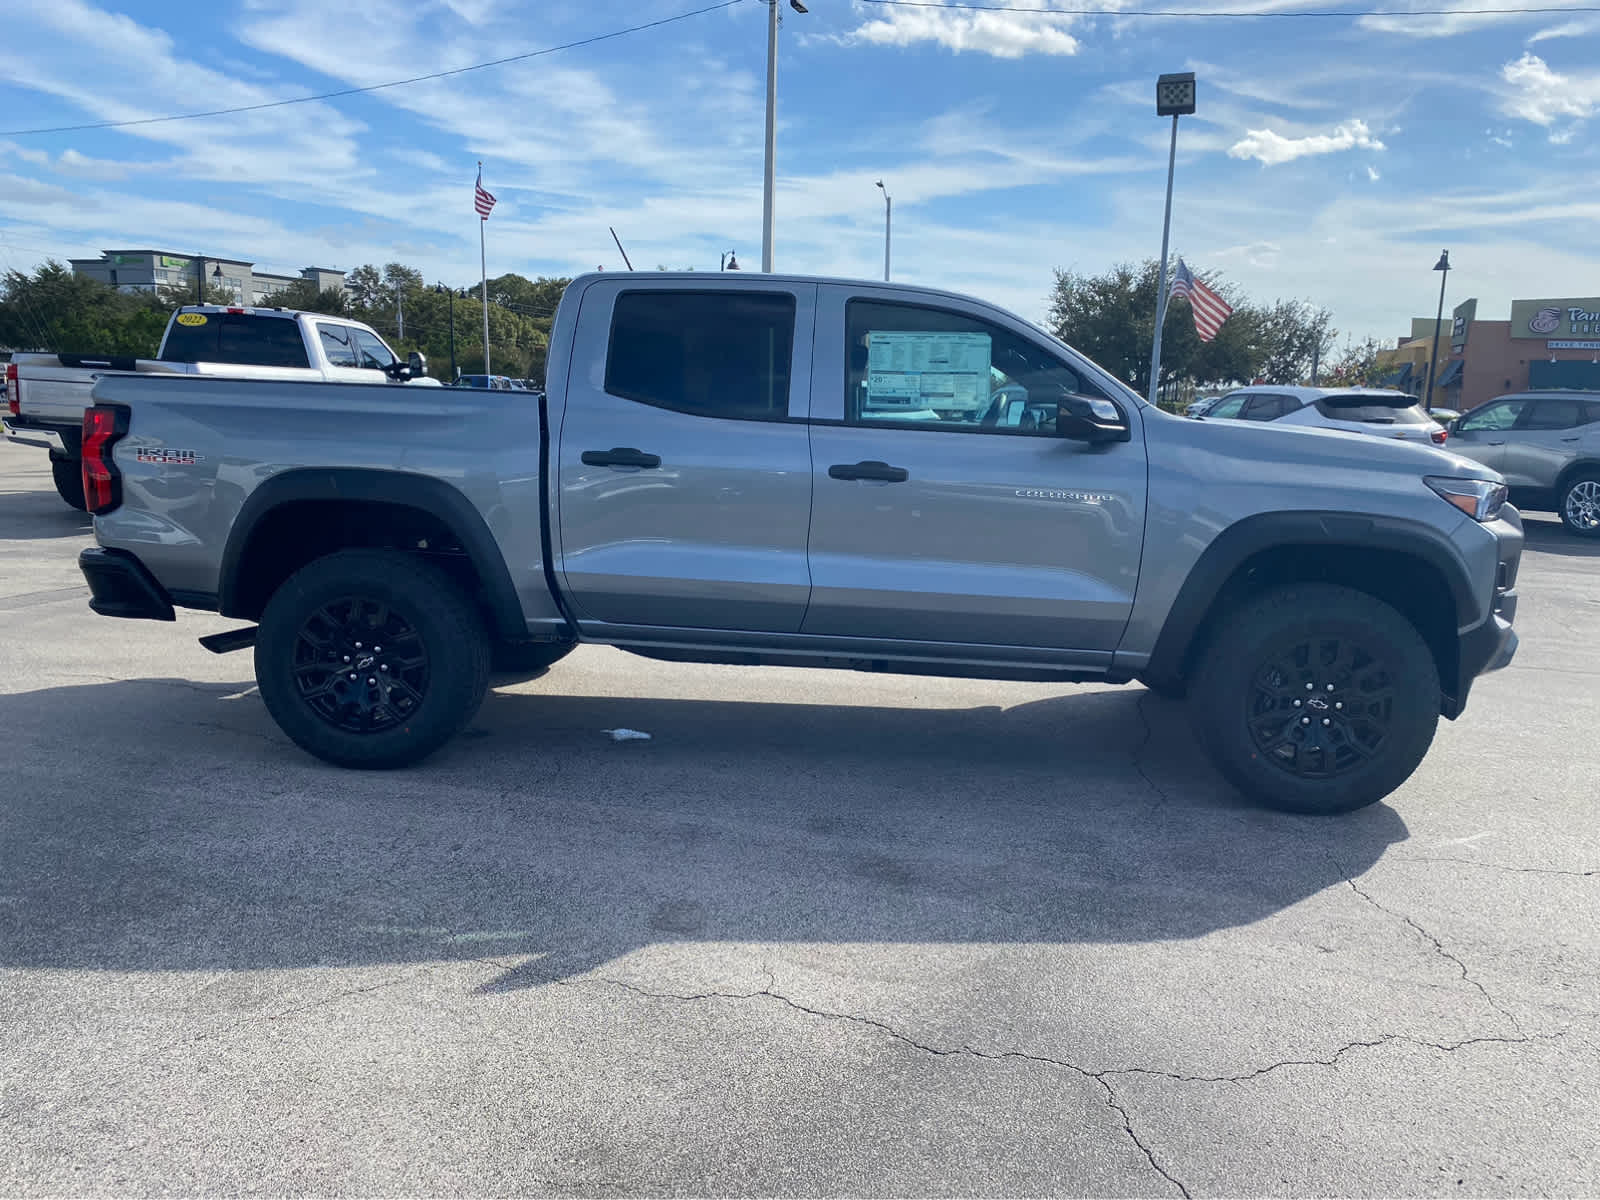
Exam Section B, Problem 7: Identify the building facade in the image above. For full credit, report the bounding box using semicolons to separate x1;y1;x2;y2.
70;250;346;307
1378;296;1600;411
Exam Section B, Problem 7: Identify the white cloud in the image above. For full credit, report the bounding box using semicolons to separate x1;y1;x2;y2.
1528;16;1600;43
1498;53;1598;138
1366;165;1381;181
1358;0;1596;39
835;4;1080;58
1228;120;1385;166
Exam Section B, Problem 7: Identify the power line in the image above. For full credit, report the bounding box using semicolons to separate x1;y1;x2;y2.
0;0;746;138
860;0;1598;15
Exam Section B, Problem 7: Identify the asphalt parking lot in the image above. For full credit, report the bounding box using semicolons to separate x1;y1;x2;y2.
1;438;1596;1197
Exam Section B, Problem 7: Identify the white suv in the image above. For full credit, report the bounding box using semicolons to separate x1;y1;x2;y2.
1202;386;1447;447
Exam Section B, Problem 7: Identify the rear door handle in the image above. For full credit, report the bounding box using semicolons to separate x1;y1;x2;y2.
581;447;661;469
1487;440;1506;446
1561;436;1581;442
828;460;909;483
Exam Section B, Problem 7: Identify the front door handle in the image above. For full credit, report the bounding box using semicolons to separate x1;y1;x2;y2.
1487;440;1506;446
828;460;909;483
1561;436;1581;442
581;447;661;469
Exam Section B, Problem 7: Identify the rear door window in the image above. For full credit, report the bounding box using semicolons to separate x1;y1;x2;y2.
606;290;796;421
1522;398;1583;430
1240;394;1286;421
318;324;358;368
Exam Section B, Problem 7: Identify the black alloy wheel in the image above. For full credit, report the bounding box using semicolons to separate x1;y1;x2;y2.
1245;634;1394;781
291;596;430;734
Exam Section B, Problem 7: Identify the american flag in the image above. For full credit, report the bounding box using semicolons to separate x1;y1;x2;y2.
474;166;496;219
1168;258;1233;342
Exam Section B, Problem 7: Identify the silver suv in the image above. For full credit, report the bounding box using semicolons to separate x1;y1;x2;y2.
1447;392;1600;536
1202;386;1447;447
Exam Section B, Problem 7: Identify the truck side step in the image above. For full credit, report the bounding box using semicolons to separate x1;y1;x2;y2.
198;626;258;654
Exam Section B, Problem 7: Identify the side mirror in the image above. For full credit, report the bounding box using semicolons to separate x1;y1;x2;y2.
407;350;427;379
1056;393;1131;444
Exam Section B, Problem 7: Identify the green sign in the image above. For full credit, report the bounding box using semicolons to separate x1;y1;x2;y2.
158;255;191;269
1510;298;1600;339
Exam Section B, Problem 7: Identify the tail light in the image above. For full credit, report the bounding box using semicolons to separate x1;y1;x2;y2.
82;404;129;515
4;361;17;417
1431;427;1448;445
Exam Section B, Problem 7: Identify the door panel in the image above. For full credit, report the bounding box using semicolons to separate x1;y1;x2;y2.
801;287;1146;652
1450;397;1530;475
1502;398;1586;490
554;281;817;633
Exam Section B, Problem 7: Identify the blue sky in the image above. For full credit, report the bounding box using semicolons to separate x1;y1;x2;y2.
2;0;1598;345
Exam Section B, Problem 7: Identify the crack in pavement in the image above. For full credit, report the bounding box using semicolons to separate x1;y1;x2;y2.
1130;691;1176;812
1335;859;1525;1036
1388;855;1597;878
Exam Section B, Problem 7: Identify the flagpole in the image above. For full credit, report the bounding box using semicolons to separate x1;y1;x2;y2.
1147;113;1179;408
479;161;491;377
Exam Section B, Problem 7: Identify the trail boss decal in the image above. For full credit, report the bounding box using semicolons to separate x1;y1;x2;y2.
136;448;203;465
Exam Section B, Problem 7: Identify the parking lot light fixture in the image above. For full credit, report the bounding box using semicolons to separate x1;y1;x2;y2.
1148;72;1196;408
1424;250;1451;413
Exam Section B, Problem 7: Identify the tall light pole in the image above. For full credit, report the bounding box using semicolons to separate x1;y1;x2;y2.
762;0;807;273
875;179;891;281
434;283;457;381
1147;72;1196;408
1423;249;1451;412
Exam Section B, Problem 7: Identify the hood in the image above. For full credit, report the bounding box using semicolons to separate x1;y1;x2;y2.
1147;408;1503;482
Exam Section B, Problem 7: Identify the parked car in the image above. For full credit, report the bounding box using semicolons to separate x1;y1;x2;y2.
456;374;515;390
1446;391;1600;536
76;272;1520;815
2;306;434;510
1429;408;1461;427
1202;386;1447;446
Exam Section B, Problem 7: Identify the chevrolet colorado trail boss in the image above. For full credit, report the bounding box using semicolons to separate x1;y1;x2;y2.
77;274;1522;814
3;305;432;510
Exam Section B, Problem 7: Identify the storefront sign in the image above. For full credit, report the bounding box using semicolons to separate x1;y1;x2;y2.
1511;298;1600;338
1451;298;1476;349
1548;340;1600;351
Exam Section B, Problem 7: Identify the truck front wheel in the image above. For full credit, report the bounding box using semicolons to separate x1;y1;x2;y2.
255;550;491;768
1189;583;1440;815
51;456;86;511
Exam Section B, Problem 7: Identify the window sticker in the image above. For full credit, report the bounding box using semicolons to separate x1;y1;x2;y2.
864;331;991;416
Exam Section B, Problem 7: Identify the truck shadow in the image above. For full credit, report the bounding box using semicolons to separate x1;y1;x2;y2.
0;676;1407;991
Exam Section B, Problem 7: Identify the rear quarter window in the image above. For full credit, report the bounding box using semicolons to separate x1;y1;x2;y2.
1316;399;1432;425
162;313;310;369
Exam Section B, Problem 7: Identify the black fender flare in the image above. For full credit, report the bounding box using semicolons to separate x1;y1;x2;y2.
217;467;529;642
1143;510;1479;684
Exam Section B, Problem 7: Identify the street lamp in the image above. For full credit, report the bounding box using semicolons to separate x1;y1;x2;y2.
1146;71;1196;407
875;179;891;281
761;0;808;273
1423;249;1451;412
195;257;222;304
722;251;741;271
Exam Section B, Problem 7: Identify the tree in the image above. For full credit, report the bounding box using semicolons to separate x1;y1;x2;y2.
0;261;206;357
261;278;348;315
344;264;385;311
1324;336;1386;388
1046;259;1338;398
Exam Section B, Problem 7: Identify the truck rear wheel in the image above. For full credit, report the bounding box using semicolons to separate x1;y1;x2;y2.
51;456;86;511
1189;583;1439;815
254;550;491;769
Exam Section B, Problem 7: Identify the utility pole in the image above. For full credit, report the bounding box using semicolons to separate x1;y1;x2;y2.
876;180;891;281
396;287;405;341
761;0;807;273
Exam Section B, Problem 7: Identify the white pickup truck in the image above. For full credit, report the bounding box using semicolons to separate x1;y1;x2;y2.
3;305;435;509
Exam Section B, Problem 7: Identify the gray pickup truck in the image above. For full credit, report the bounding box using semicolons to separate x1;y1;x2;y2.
77;273;1522;815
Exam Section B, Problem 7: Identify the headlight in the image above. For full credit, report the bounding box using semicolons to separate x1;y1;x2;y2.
1425;476;1508;522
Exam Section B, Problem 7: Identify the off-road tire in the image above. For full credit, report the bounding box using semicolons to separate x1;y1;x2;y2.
1189;583;1439;815
255;550;491;768
51;456;86;511
1558;471;1600;538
